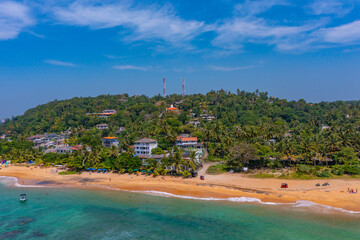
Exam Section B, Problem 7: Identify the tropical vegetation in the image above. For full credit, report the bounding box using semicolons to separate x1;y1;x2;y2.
1;90;360;178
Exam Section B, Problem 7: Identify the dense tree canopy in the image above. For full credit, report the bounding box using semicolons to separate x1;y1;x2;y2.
1;90;360;176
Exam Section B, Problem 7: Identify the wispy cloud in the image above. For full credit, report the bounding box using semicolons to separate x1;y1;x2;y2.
52;1;205;47
44;59;76;67
320;20;360;44
235;0;289;16
104;54;118;59
306;0;354;16
212;17;324;51
209;65;255;71
0;1;35;40
113;65;149;71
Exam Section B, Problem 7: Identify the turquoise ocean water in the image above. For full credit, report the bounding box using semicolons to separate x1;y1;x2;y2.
1;176;360;240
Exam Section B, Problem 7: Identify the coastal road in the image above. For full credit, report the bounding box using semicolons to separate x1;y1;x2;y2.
198;162;219;176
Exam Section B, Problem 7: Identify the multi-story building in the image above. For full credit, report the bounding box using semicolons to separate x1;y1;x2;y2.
134;138;158;155
175;135;202;149
102;137;119;148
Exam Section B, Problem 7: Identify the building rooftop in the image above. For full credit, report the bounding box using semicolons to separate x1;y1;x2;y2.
177;136;198;142
102;137;118;140
135;138;157;143
137;154;165;159
166;104;179;111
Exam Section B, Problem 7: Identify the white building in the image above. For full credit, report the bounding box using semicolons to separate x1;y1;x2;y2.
134;138;158;155
102;137;119;148
96;124;109;130
102;110;117;114
321;124;330;131
175;136;201;149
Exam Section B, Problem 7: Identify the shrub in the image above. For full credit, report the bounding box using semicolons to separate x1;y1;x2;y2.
316;169;332;178
58;171;78;175
331;165;344;175
344;164;360;175
249;173;275;178
296;165;312;175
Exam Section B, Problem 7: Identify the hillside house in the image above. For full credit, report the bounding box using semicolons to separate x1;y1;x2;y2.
166;105;180;114
175;135;202;149
321;124;330;131
96;124;109;130
102;137;119;148
134;138;158;155
187;119;200;127
116;127;126;135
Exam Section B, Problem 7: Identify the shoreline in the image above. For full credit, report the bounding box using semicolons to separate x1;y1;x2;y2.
1;166;360;213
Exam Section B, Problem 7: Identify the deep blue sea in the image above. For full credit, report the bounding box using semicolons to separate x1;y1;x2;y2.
1;176;360;240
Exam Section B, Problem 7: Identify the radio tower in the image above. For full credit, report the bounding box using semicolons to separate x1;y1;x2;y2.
163;77;166;97
182;77;185;97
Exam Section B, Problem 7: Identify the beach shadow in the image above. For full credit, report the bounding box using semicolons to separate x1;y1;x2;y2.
36;180;60;185
76;178;100;183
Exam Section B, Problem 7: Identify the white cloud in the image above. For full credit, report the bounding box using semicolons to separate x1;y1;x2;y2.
307;0;354;16
235;0;289;16
52;1;205;46
209;65;255;71
45;59;76;67
320;20;360;44
113;65;149;71
0;1;34;40
212;17;323;51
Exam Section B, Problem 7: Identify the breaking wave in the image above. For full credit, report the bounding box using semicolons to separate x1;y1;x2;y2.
0;176;50;188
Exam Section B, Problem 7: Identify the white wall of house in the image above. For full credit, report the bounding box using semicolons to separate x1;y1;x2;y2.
135;142;158;155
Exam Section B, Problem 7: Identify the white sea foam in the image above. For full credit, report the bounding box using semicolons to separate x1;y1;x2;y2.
126;190;360;214
2;176;359;214
0;176;50;188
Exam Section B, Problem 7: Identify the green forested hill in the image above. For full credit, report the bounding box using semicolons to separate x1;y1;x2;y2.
2;90;359;136
1;90;360;166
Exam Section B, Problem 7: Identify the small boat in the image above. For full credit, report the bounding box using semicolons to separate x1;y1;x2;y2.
20;194;27;202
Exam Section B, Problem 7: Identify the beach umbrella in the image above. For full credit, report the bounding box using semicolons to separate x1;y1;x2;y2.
133;169;138;172
103;169;107;171
141;170;146;172
92;168;96;171
87;168;90;171
147;171;152;173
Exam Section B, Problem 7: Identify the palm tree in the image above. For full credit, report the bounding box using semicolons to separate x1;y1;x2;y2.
187;151;198;171
169;147;184;174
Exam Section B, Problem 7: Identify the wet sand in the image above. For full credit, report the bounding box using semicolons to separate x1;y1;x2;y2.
1;165;360;211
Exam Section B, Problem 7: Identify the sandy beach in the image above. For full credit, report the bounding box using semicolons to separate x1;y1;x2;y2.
1;164;360;212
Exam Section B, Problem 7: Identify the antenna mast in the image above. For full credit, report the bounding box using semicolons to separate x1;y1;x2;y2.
182;77;185;97
163;77;166;97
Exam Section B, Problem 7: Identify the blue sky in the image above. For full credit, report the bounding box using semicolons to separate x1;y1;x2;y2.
1;0;360;119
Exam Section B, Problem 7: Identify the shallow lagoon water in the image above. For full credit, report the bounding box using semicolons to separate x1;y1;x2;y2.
1;177;360;240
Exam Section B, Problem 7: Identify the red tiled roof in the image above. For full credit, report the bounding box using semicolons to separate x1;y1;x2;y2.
101;113;116;115
177;136;198;142
102;137;117;139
